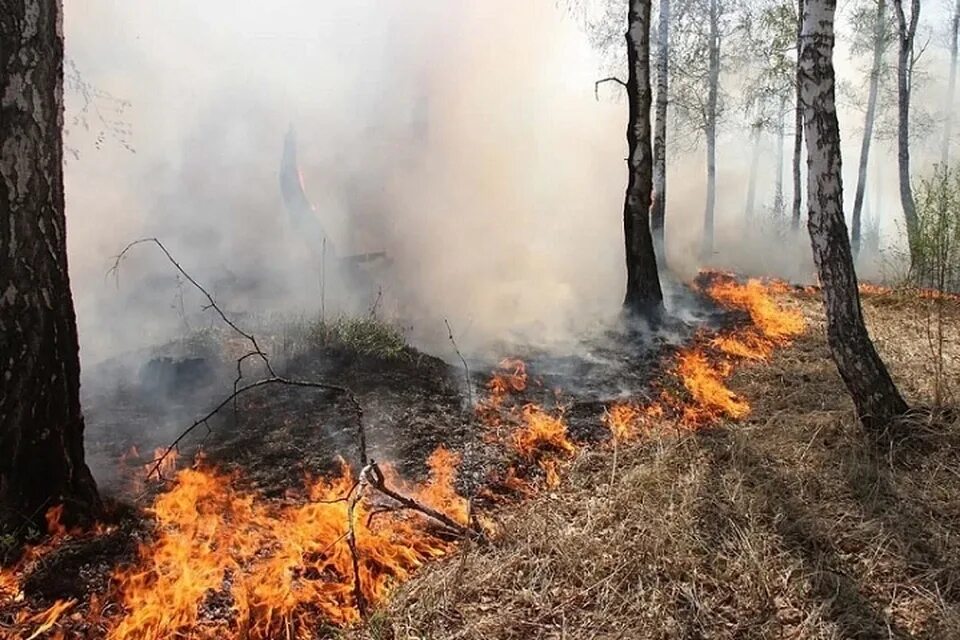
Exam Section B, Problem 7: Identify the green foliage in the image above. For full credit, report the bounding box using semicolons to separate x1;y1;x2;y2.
309;316;408;360
910;164;960;292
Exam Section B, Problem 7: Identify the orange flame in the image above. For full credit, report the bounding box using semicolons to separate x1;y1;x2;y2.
100;450;466;637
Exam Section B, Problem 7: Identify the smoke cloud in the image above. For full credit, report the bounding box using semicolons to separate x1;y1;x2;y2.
63;0;959;369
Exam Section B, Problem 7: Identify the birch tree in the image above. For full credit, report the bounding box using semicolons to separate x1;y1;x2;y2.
623;0;665;316
742;0;798;219
0;0;102;530
671;0;735;258
800;0;908;427
651;0;670;260
792;0;805;229
943;0;960;165
850;0;892;258
892;0;921;264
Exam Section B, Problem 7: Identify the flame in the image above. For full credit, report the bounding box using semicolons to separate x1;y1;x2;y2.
476;358;528;427
2;273;811;637
676;349;750;425
511;405;575;459
44;504;67;538
603;403;662;442
144;447;179;482
24;599;74;640
101;449;466;637
704;276;805;342
673;272;807;427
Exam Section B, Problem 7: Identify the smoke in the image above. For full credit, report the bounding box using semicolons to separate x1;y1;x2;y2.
63;0;959;372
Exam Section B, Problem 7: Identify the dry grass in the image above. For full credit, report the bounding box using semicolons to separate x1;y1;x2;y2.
346;291;960;640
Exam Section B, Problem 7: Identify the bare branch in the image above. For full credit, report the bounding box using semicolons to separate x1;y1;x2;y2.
110;237;370;480
594;76;627;101
444;318;474;406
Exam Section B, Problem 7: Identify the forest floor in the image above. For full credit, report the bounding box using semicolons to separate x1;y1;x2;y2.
343;288;960;640
4;282;960;639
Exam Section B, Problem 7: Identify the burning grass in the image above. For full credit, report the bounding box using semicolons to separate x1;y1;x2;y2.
0;273;819;638
347;288;960;640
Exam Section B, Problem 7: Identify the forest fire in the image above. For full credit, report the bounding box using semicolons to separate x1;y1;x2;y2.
1;448;469;639
0;272;808;639
666;272;807;425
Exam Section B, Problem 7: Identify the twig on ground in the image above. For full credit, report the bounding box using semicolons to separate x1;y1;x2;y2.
444;318;474;406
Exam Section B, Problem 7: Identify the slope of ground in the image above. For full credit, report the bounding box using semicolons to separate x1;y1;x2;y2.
347;290;960;640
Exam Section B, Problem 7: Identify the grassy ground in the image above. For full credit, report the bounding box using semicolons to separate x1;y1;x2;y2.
347;290;960;640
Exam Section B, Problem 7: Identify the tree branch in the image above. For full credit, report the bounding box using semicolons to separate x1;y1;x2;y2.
594;76;628;101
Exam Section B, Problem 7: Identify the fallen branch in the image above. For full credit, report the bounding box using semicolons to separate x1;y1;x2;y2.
366;462;481;541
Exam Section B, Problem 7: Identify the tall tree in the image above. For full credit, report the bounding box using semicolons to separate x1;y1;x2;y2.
651;0;670;262
799;0;908;427
851;0;889;258
0;0;101;530
791;0;805;229
623;0;665;316
943;0;960;165
702;0;721;257
742;0;798;219
743;118;762;221
892;0;920;264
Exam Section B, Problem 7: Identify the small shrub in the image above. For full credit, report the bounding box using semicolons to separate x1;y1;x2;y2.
309;316;408;359
905;164;960;405
910;164;960;292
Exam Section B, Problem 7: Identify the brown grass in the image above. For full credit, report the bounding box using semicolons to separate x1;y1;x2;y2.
347;291;960;640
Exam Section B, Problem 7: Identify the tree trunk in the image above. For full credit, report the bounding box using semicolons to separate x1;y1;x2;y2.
702;0;720;258
791;0;805;230
893;0;920;264
744;124;761;222
774;94;787;217
942;0;960;165
799;0;909;428
852;0;886;259
623;0;664;317
0;0;101;531
651;0;670;265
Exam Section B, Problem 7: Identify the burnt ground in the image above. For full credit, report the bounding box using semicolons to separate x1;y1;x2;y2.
10;279;741;614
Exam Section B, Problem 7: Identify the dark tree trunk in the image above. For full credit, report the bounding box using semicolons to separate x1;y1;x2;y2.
893;0;920;264
852;0;886;259
651;0;670;265
702;0;720;258
0;0;101;531
942;0;960;165
792;0;805;230
623;0;664;317
799;0;909;429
